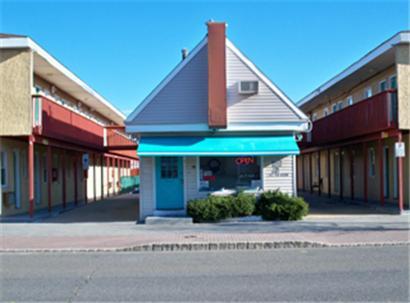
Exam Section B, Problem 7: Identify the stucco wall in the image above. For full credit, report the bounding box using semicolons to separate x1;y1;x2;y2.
396;44;410;130
0;49;32;136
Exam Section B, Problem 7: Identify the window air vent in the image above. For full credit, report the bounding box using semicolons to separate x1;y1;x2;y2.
238;81;258;95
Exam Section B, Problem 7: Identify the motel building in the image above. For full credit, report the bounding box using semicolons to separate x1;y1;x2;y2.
0;34;138;217
297;31;410;213
126;22;310;222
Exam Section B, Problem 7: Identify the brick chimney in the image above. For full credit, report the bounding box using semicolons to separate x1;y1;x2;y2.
207;21;227;129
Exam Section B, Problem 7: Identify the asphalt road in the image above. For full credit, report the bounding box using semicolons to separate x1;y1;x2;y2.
1;246;409;302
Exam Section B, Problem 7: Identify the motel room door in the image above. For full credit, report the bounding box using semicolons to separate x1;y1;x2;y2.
155;157;184;210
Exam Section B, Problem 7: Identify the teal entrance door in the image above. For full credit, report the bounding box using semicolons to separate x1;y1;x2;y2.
155;157;184;210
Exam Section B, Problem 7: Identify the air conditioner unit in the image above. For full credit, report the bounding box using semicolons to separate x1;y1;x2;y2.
238;81;258;94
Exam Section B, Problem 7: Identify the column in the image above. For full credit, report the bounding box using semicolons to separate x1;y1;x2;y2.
106;156;110;197
350;149;354;200
339;148;343;200
397;132;404;212
378;139;384;206
309;153;313;194
318;151;321;196
47;145;52;212
363;142;368;203
74;155;78;205
327;149;331;198
28;136;35;217
62;150;66;208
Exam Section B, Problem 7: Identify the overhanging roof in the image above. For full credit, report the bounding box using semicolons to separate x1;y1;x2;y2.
138;135;300;156
298;31;410;109
0;35;125;125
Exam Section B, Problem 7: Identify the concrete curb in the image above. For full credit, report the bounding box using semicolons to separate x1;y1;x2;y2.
1;241;409;253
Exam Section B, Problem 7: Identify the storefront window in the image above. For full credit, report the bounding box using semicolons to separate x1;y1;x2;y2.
199;156;261;191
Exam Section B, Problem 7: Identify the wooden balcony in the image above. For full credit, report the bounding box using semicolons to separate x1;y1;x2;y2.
32;95;137;151
300;90;398;148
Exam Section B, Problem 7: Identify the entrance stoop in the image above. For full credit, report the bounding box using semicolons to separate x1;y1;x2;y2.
145;216;193;225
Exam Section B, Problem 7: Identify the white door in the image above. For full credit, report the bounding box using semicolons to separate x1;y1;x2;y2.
13;150;21;209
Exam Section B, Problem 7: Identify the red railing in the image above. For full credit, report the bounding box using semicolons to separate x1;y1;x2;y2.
105;127;137;149
32;95;137;151
301;90;398;147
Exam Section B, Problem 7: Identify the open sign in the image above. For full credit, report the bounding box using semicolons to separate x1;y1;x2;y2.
235;157;255;165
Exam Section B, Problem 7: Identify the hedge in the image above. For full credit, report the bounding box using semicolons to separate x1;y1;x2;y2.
187;193;256;223
256;190;309;221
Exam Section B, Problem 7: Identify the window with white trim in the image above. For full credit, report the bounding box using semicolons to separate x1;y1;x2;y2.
332;104;338;113
1;151;7;187
311;113;318;121
347;96;353;106
369;148;376;177
389;75;397;90
323;107;329;117
379;80;387;92
199;157;261;191
337;101;344;111
364;87;372;99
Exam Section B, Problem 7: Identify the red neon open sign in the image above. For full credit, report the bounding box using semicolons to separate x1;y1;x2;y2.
235;157;255;165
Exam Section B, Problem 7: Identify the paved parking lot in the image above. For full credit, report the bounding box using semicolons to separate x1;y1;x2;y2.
46;193;139;223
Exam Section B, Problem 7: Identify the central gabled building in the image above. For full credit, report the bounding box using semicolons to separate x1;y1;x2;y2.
126;22;310;221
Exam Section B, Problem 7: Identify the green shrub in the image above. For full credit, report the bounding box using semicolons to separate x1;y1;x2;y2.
230;192;256;217
257;190;309;221
187;198;221;223
187;193;256;223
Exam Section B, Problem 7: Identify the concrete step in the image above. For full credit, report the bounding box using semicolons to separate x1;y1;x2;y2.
145;216;193;225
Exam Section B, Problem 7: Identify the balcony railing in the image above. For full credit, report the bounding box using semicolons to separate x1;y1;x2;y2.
301;90;398;147
32;95;137;150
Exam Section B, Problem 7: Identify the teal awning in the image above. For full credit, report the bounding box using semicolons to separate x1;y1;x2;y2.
138;136;299;156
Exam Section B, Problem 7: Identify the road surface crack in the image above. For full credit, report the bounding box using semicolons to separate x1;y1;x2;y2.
67;267;97;302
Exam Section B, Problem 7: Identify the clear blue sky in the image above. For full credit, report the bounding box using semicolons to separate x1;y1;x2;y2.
1;0;408;116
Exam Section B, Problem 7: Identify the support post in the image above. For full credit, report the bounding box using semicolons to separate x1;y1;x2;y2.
118;159;121;194
62;150;66;208
106;156;110;197
47;145;52;212
101;154;104;199
28;136;34;217
363;142;368;203
74;156;78;205
350;148;354;201
93;153;96;202
309;153;313;194
327;149;331;198
301;155;305;191
378;139;385;206
397;132;404;212
318;151;321;196
339;148;343;200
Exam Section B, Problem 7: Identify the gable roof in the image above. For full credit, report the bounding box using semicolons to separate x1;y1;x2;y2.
125;37;309;129
126;37;208;124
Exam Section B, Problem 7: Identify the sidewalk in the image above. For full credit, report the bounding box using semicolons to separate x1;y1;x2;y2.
1;215;409;252
1;193;409;252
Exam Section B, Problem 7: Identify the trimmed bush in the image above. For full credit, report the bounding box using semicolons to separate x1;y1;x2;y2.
187;193;256;223
257;190;309;221
230;192;256;217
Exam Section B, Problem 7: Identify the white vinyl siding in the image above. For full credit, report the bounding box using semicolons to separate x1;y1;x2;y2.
226;47;300;123
139;157;155;221
262;156;295;196
128;46;208;125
